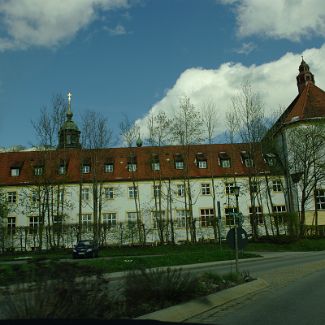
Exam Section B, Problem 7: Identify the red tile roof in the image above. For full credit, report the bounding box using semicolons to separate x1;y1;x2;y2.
284;82;325;124
0;143;278;186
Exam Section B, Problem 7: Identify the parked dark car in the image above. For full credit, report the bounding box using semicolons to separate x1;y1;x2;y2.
72;240;99;258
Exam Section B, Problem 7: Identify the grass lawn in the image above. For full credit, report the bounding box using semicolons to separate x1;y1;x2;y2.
0;244;259;286
2;238;325;287
246;238;325;252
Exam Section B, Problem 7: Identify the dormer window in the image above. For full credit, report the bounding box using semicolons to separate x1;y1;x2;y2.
219;152;231;168
241;151;253;168
174;154;184;170
151;154;160;171
127;155;137;172
58;166;66;175
58;159;68;175
104;162;114;173
11;168;20;177
82;159;91;174
264;153;277;167
128;163;137;172
196;153;207;169
152;162;160;171
10;162;23;177
34;166;44;176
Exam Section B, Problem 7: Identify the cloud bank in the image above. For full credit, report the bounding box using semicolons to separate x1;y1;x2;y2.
0;0;130;51
135;45;325;141
219;0;325;41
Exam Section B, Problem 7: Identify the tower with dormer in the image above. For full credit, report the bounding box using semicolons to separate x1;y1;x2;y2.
58;92;81;149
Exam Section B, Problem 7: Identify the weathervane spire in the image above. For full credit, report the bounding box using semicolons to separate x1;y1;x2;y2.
67;91;72;113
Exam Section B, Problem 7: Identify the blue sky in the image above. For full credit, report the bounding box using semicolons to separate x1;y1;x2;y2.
0;0;325;149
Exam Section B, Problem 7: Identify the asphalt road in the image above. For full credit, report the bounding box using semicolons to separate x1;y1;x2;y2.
186;251;325;325
208;268;325;325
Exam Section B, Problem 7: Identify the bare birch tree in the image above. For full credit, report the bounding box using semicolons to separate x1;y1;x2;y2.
170;96;204;243
226;81;268;239
286;123;325;236
80;110;113;243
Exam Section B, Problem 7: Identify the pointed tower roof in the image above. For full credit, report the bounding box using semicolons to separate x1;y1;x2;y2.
267;59;325;137
282;82;325;124
296;56;315;94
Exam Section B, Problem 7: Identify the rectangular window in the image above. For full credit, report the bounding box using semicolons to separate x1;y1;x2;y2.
104;163;114;173
176;210;189;228
200;209;214;227
104;187;114;199
58;189;64;203
31;190;39;206
272;205;286;213
249;206;263;224
34;167;43;176
152;211;166;228
201;183;211;195
177;184;185;197
225;207;239;226
152;162;160;171
153;185;161;197
127;212;137;226
102;213;117;227
128;163;137;172
81;188;90;201
11;168;20;177
198;160;207;169
53;215;63;224
29;216;39;234
81;214;92;231
82;164;91;174
272;180;282;192
250;182;258;193
315;189;325;210
175;161;184;170
7;191;17;203
128;186;138;199
272;207;286;224
7;217;16;235
225;183;235;195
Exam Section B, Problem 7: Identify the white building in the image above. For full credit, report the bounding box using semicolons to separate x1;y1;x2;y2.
0;60;324;251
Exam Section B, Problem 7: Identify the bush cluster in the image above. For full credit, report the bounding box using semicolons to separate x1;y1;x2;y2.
2;261;254;320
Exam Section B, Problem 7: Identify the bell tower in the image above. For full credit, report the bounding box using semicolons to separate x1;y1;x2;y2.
58;91;81;149
296;57;315;94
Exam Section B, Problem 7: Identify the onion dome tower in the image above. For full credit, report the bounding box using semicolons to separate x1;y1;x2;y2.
58;91;81;149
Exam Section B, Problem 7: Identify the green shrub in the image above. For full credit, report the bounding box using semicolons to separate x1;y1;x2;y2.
123;267;200;316
2;275;121;319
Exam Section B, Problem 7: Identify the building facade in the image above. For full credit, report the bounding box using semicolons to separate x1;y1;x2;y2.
0;60;324;251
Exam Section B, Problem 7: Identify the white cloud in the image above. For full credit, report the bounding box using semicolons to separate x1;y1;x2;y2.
104;24;128;36
219;0;325;41
135;44;325;141
0;0;130;51
235;42;256;54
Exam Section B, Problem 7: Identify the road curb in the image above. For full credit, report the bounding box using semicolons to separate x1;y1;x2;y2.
136;278;269;322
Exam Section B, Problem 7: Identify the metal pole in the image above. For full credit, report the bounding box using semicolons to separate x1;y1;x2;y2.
235;194;239;274
217;201;222;248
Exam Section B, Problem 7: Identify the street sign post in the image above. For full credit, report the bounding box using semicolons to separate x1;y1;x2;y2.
226;219;248;274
